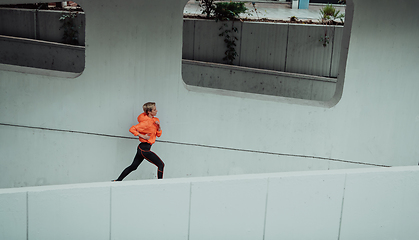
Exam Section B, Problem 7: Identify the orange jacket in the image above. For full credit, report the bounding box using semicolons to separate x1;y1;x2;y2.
129;113;162;145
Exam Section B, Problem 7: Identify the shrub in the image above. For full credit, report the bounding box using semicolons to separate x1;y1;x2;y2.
319;4;345;22
199;0;215;18
59;12;80;45
214;1;247;21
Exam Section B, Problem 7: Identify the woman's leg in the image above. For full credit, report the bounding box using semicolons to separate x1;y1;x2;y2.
140;145;165;179
115;146;144;181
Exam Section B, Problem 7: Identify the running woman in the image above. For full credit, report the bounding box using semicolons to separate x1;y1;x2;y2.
114;102;165;180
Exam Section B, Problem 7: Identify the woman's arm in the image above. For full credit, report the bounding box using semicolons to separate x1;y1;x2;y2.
154;119;162;137
129;125;150;140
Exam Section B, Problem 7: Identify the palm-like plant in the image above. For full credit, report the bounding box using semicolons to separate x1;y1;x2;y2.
320;4;345;23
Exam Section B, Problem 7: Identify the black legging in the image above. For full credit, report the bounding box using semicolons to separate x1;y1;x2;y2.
116;142;164;180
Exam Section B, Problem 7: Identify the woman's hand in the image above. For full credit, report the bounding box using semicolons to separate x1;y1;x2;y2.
155;120;161;131
139;133;150;140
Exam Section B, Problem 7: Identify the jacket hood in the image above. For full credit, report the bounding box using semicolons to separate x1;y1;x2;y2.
138;112;150;122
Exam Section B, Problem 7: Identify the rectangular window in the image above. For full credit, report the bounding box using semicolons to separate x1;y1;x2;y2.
182;1;350;104
0;2;85;77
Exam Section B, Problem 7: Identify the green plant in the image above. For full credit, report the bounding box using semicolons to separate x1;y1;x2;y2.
319;4;345;22
219;23;238;64
248;2;261;20
214;1;247;21
59;12;80;45
319;33;330;47
199;0;215;18
213;1;247;64
318;4;344;47
290;15;298;22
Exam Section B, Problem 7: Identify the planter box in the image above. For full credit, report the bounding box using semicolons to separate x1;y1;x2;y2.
183;19;343;78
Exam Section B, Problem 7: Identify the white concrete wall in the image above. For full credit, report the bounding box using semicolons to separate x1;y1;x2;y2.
0;0;419;188
1;166;418;239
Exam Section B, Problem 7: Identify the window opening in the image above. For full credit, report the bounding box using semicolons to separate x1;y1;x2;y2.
182;1;349;102
0;1;85;76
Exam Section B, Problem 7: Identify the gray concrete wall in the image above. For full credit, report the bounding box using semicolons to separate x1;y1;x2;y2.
183;19;343;77
1;166;418;239
0;33;331;99
0;0;419;189
0;8;35;39
182;59;336;101
0;8;85;45
0;35;85;72
0;8;338;76
0;8;334;98
240;21;288;71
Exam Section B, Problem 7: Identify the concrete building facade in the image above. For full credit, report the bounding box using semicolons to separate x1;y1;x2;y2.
0;0;418;188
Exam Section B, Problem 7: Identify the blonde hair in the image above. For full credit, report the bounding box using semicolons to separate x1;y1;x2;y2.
142;102;156;114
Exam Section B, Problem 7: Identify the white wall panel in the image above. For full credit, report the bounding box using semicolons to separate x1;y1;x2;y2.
339;169;419;240
0;190;27;240
0;167;418;239
264;173;345;240
28;185;110;240
111;181;190;240
189;177;268;240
